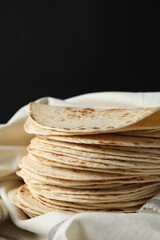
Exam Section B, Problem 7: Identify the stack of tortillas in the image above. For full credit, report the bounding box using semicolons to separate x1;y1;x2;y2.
9;102;160;217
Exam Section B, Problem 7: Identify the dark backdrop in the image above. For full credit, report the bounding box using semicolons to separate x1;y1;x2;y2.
0;1;160;123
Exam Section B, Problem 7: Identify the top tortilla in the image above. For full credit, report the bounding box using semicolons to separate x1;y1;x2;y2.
28;102;160;134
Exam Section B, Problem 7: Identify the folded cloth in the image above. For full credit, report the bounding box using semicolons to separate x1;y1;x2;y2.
0;197;8;222
52;212;160;240
1;92;160;240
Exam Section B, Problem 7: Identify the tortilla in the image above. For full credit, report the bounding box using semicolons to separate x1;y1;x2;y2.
37;133;160;148
32;137;160;160
8;188;41;217
33;193;148;210
28;184;159;204
26;181;160;196
19;156;144;181
17;168;129;188
27;149;160;170
28;102;160;134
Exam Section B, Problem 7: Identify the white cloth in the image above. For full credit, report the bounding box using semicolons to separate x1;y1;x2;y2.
53;212;160;240
1;92;160;240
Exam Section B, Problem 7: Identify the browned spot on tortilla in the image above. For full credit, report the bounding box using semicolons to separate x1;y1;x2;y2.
144;140;154;144
51;153;63;157
66;108;95;118
133;142;140;145
122;113;130;117
136;177;144;181
92;127;100;129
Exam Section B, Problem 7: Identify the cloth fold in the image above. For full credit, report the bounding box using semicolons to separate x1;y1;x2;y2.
1;92;160;240
53;212;160;240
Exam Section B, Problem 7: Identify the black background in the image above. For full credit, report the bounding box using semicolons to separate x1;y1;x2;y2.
0;1;160;123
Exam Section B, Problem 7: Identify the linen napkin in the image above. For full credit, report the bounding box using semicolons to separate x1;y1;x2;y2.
1;92;160;240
